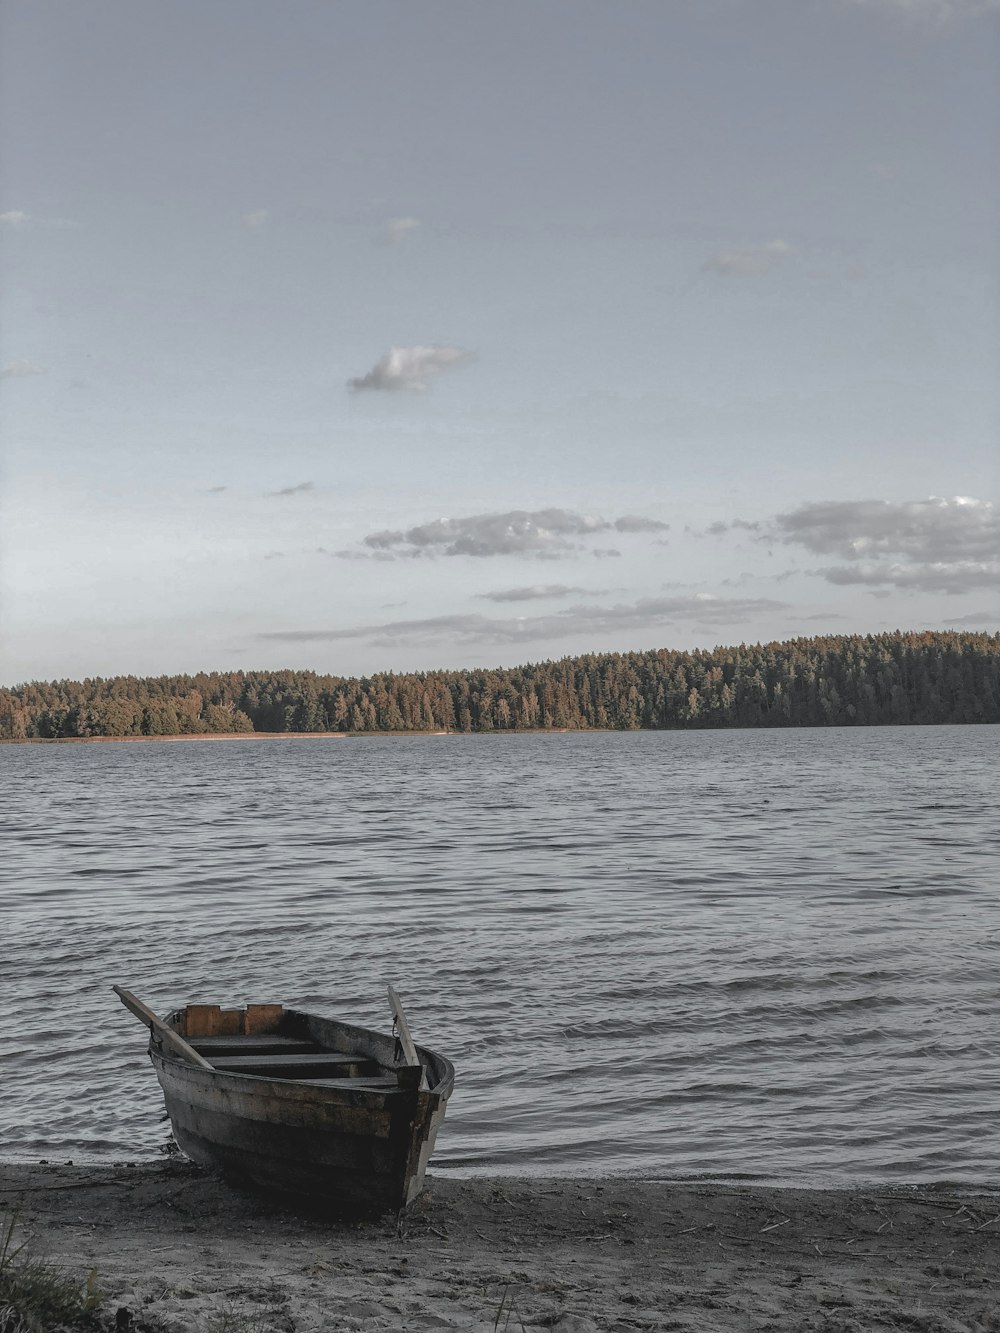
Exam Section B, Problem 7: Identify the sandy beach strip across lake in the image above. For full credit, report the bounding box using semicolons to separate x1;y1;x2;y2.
1;1161;997;1331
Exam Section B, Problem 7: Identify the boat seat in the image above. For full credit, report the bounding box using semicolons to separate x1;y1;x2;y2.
188;1036;321;1057
292;1076;401;1089
208;1053;381;1078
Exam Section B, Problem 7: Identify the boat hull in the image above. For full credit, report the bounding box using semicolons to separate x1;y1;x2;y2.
148;1005;453;1215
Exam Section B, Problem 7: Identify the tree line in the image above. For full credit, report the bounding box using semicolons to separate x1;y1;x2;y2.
1;631;997;740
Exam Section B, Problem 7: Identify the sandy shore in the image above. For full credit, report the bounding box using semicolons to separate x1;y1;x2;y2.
1;1162;997;1331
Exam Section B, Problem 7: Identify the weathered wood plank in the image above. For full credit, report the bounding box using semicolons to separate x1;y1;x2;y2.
387;985;428;1090
189;1036;319;1057
157;1063;396;1137
243;1003;284;1034
289;1071;400;1082
207;1053;379;1077
183;1004;224;1037
113;987;213;1070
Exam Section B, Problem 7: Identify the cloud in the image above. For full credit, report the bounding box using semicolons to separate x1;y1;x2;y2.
703;239;793;277
257;593;789;649
819;560;999;593
945;611;999;626
347;508;670;560
348;345;473;393
0;209;76;229
774;496;996;561
266;481;315;497
613;515;669;533
243;209;270;228
848;0;1000;17
381;217;420;245
773;496;999;594
361;508;608;558
706;518;761;536
478;585;594;603
0;359;46;379
331;548;398;562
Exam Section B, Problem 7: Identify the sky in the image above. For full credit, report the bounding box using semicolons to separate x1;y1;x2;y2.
1;0;997;685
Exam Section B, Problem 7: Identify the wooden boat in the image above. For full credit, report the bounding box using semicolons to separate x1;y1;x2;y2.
114;985;454;1216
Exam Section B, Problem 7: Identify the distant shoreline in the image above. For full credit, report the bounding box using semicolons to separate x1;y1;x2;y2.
4;730;354;743
0;729;578;744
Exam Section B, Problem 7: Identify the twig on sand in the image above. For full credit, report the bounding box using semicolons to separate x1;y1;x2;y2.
760;1217;791;1234
493;1281;527;1333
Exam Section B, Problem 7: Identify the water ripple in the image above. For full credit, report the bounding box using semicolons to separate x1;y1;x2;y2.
1;725;998;1186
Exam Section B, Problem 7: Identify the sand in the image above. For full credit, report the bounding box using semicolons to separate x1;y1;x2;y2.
1;1161;997;1332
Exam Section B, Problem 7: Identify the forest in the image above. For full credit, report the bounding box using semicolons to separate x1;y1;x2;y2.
1;631;997;740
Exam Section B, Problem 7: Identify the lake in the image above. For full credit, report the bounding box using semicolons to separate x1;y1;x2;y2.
2;726;998;1186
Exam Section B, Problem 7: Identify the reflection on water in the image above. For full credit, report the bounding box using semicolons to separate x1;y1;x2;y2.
2;726;998;1185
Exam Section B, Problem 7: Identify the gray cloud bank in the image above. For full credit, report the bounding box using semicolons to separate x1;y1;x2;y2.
348;345;473;393
776;496;999;594
709;496;999;595
259;593;786;649
345;508;668;560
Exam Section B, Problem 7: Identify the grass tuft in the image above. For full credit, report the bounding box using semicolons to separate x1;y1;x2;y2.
0;1213;104;1332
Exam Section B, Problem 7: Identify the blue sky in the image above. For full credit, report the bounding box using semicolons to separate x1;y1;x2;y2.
1;0;997;684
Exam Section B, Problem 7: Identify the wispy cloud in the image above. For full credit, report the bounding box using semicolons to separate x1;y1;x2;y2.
348;345;473;393
381;216;420;245
242;209;270;228
478;585;595;603
345;507;670;560
774;496;999;594
0;359;46;379
258;593;788;649
706;519;761;536
266;481;315;497
847;0;1000;19
945;611;999;626
613;515;669;533
703;239;793;277
0;209;76;229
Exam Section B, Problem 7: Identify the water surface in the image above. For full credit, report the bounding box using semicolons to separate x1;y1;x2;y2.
2;727;997;1186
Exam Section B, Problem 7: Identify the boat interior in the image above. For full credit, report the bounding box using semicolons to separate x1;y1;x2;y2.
170;1003;419;1091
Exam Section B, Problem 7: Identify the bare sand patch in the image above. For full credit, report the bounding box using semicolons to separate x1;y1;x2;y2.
1;1161;997;1331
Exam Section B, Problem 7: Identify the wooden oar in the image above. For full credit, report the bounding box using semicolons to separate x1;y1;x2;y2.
113;985;213;1070
387;985;428;1090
